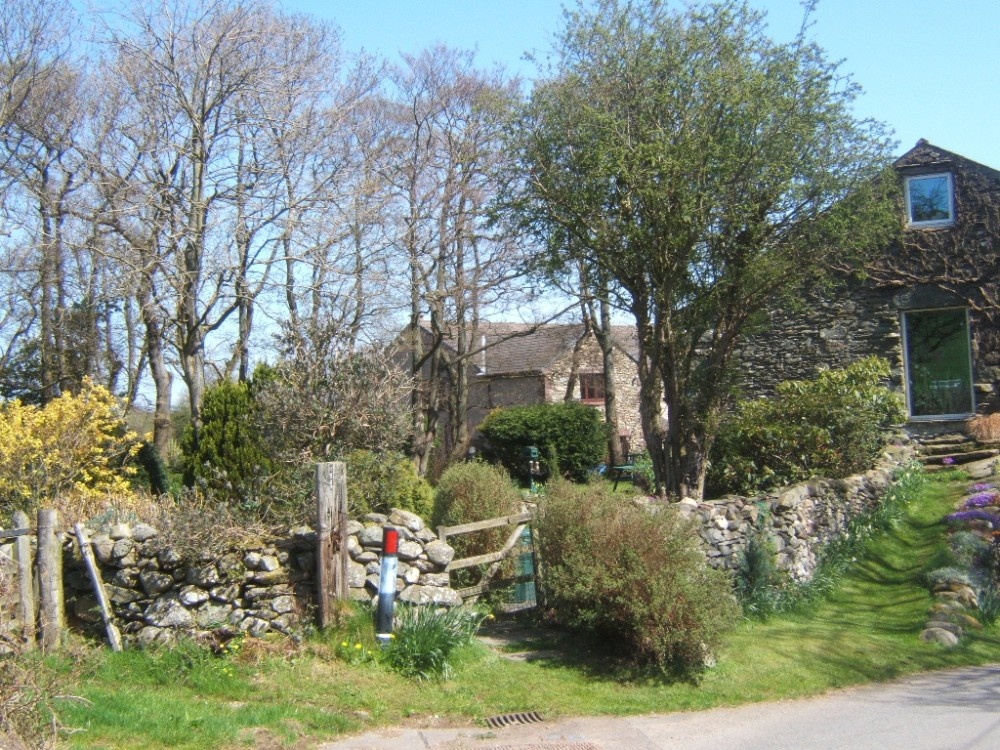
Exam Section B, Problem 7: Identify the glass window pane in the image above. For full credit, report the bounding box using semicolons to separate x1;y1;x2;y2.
907;175;952;224
904;308;973;417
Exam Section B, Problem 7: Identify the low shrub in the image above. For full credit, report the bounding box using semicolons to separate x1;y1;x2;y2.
734;523;783;618
924;566;972;589
0;379;139;518
433;461;523;537
478;401;609;482
432;462;525;592
949;530;991;569
534;481;739;674
345;449;434;520
381;605;485;680
709;357;905;495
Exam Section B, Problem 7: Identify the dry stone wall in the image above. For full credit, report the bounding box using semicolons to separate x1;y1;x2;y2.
681;445;914;582
62;508;459;646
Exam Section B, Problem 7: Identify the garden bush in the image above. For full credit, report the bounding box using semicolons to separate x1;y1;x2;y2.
432;462;525;590
534;480;739;674
180;379;274;512
345;449;434;519
0;378;139;518
478;401;609;482
709;357;905;495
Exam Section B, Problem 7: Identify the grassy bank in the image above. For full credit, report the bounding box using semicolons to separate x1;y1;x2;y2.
34;471;1000;749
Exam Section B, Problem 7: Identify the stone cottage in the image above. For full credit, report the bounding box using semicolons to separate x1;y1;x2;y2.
740;140;1000;424
419;321;646;457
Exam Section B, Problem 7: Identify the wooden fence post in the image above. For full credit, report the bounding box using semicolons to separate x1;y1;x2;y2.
36;509;63;653
13;510;35;648
316;462;348;628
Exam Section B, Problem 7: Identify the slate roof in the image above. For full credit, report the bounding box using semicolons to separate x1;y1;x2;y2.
895;139;1000;182
434;321;639;377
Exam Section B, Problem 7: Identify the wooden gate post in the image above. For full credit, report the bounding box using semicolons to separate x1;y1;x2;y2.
36;509;63;653
13;510;36;648
316;462;348;629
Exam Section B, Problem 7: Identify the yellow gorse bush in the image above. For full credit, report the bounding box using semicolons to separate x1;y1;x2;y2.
0;379;139;514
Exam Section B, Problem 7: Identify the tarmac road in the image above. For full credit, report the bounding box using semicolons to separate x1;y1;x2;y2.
317;663;1000;750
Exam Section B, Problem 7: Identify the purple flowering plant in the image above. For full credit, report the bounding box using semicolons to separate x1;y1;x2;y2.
941;456;956;465
970;483;995;492
947;509;1000;527
962;492;1000;510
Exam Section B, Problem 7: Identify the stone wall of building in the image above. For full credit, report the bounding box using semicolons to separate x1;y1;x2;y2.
545;335;646;453
738;277;1000;416
738;278;905;399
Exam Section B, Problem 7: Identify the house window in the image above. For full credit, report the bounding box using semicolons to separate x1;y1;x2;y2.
905;173;953;227
902;307;974;418
579;373;605;402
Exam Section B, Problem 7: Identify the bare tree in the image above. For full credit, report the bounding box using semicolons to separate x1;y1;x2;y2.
91;0;359;451
383;47;531;474
0;2;126;404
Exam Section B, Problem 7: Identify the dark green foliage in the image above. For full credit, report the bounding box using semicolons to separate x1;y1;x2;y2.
345;449;434;520
534;480;739;674
136;441;172;496
710;357;905;495
180;380;274;511
479;401;609;481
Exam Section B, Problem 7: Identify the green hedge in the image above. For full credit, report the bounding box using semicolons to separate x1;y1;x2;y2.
478;401;609;481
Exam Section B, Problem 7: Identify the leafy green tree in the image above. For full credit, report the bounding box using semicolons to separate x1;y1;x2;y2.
509;0;899;498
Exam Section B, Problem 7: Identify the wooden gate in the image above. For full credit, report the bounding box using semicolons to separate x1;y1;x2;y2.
437;510;538;607
0;509;64;652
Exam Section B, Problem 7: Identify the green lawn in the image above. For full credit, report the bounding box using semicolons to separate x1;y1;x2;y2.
38;471;1000;749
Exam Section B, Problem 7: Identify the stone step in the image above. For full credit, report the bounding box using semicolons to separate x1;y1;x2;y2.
920;441;979;456
916;432;970;446
919;448;1000;466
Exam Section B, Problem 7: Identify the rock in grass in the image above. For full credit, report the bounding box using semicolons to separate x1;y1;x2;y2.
920;627;959;647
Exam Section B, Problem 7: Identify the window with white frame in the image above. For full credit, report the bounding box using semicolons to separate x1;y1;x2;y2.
904;173;953;227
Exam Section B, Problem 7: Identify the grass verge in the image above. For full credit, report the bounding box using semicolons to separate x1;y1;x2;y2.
32;469;1000;749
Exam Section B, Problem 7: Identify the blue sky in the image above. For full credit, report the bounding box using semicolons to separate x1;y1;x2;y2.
287;0;1000;169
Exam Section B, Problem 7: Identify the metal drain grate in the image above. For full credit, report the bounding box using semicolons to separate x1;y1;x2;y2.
486;711;544;729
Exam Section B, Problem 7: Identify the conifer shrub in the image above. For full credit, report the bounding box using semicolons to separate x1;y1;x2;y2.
709;357;905;495
534;480;739;674
345;449;434;519
478;401;609;482
180;379;274;512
